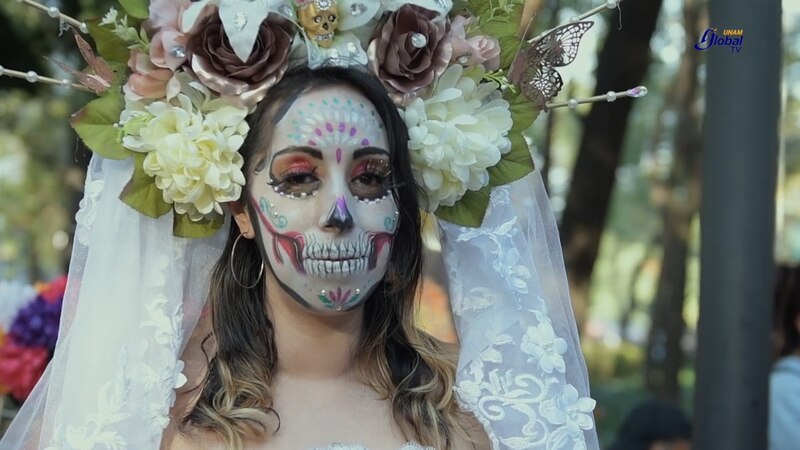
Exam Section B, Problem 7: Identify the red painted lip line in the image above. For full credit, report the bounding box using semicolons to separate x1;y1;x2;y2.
304;255;368;262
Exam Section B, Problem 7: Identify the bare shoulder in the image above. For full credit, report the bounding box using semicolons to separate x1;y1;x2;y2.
452;410;492;450
163;427;226;450
167;432;201;450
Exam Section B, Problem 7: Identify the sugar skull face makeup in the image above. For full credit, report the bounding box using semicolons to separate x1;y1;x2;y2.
247;87;398;312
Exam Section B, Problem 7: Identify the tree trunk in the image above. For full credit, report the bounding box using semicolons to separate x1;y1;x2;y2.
559;0;664;329
644;0;703;401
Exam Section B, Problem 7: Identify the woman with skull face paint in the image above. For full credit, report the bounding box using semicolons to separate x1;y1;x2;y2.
0;0;608;448
163;67;489;450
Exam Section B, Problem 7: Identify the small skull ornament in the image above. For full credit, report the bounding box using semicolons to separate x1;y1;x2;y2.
298;0;339;48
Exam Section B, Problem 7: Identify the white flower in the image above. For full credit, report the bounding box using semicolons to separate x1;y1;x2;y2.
99;7;118;26
120;73;249;221
400;64;513;212
497;247;531;294
539;384;596;432
521;320;568;374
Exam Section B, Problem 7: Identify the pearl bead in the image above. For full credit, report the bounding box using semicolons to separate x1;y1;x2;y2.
605;91;617;102
568;99;578;109
410;33;427;48
47;7;60;18
26;71;39;82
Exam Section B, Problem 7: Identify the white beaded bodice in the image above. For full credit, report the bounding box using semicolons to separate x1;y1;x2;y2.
310;443;433;450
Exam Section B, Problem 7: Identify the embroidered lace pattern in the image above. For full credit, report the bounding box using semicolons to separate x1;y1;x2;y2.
440;180;598;450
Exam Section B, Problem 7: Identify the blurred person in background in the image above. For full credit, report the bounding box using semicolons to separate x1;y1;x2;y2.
770;264;800;450
608;399;692;450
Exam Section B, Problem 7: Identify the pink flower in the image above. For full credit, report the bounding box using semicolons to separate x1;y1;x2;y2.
450;16;501;71
148;0;191;70
126;50;173;99
0;340;48;402
40;275;67;304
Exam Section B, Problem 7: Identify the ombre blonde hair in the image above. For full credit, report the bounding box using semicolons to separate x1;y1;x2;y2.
182;67;471;449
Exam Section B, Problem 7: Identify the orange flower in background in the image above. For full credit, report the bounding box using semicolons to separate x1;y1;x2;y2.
416;276;457;344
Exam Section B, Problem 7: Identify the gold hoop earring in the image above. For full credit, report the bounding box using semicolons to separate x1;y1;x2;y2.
230;233;264;289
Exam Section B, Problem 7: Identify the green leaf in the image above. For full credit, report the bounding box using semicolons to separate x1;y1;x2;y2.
507;89;540;134
86;19;130;65
434;186;492;227
466;0;492;17
480;17;517;40
119;0;149;20
173;212;225;238
120;153;172;218
487;133;535;187
498;35;522;71
70;91;130;160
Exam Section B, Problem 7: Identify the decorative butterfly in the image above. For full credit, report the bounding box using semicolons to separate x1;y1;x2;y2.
47;29;115;94
509;21;594;110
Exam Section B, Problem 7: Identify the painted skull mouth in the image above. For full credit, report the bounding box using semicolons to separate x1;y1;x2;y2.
302;234;373;278
314;33;334;42
251;196;394;278
302;234;371;260
304;257;369;278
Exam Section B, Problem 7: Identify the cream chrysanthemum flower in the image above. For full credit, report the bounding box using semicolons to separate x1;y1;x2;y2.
400;64;513;212
120;73;249;221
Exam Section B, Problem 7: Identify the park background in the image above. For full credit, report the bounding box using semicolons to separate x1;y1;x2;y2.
0;0;796;447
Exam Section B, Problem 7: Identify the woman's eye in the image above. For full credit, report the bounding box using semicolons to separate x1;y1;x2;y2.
285;173;318;185
354;173;385;186
273;169;321;198
350;160;391;201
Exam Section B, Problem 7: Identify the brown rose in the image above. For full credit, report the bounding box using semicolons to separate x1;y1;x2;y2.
185;10;295;108
367;4;452;101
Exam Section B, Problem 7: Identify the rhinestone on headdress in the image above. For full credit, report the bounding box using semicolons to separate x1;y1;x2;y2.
626;86;648;98
234;12;247;31
350;2;367;16
168;45;186;59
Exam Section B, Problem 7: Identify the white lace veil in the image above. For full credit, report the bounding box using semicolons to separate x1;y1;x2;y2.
0;155;227;449
0;162;597;448
443;171;599;449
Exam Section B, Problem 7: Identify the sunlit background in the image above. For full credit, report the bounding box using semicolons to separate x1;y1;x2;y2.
0;0;798;447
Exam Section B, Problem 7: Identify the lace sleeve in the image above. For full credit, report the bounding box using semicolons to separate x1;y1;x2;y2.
440;171;599;450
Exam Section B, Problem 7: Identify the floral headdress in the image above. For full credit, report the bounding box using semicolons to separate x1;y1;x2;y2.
3;0;645;237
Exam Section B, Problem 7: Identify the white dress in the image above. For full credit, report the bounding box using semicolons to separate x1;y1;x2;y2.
312;444;432;450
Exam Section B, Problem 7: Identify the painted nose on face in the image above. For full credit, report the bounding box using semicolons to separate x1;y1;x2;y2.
324;196;353;232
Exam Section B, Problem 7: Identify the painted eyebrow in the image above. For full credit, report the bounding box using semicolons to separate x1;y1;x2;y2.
272;146;324;160
353;147;390;160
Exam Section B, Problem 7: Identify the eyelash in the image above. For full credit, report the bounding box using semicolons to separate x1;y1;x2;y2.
270;167;320;199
